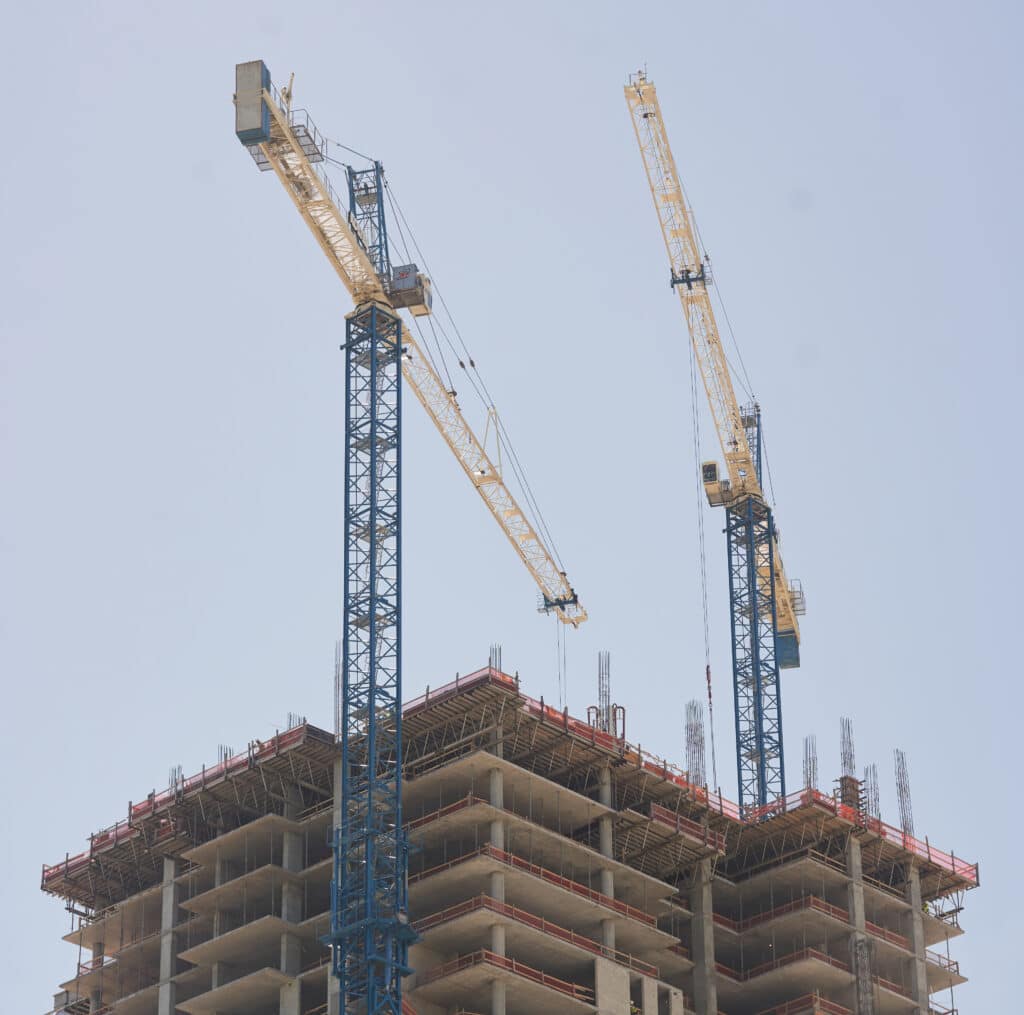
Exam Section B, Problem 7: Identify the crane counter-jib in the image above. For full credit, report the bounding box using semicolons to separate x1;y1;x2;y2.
233;60;586;626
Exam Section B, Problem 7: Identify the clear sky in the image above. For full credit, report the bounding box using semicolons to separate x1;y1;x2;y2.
2;1;1019;1010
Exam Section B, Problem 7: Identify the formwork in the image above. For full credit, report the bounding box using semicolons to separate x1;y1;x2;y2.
41;667;977;1015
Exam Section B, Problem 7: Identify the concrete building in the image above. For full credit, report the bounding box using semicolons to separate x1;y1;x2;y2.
42;666;977;1015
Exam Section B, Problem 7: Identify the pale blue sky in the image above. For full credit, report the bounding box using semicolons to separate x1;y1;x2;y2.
2;1;1020;1010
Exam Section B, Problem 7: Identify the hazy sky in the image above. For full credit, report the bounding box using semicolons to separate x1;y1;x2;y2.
2;1;1020;1010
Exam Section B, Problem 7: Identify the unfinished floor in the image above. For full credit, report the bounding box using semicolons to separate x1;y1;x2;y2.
42;666;977;1015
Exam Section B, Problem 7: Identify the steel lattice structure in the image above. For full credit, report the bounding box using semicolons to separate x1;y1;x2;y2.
331;302;413;1013
726;495;784;810
625;72;801;815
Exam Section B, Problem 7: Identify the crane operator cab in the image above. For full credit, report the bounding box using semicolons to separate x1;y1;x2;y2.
387;264;433;317
702;461;733;507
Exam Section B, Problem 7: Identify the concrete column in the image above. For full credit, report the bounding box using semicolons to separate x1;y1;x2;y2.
89;941;104;1013
491;979;507;1015
279;979;301;1015
846;835;876;1015
214;854;236;886
667;986;686;1015
904;866;930;1014
597;765;616;952
690;858;718;1015
281;829;304;924
211;962;233;989
158;857;180;1015
281;931;302;974
328;757;343;1015
488;767;508;1015
213;853;237;939
640;975;658;1012
489;766;505;851
594;956;630;1015
488;867;505;904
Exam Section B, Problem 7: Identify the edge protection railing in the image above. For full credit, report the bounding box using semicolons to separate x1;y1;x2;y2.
755;994;852;1015
925;948;960;974
409;842;657;926
417;949;594;1003
413;893;658;977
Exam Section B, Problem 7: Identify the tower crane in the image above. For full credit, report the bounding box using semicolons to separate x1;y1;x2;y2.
233;60;585;1015
625;71;806;816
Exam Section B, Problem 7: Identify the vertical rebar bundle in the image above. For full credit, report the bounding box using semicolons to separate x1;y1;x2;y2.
840;717;856;779
685;700;707;787
218;744;234;765
167;764;183;791
837;718;862;811
895;748;914;837
287;712;306;730
598;651;611;733
489;643;503;673
864;763;880;821
803;735;819;790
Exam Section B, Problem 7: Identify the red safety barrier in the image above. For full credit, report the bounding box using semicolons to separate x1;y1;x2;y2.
720;894;850;934
755;994;852;1015
721;947;851;983
418;949;594;1003
409;843;657;926
649;802;727;853
414;893;659;977
42;724;314;888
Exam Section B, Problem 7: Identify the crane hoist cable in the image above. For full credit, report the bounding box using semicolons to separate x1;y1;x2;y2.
381;182;571;573
688;337;719;791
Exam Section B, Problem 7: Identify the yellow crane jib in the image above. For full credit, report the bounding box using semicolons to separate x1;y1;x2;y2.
624;70;801;663
234;60;586;626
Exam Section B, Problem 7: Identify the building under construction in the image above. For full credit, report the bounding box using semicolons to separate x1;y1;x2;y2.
42;666;977;1015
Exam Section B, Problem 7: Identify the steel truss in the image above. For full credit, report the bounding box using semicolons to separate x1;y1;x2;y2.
727;493;785;816
331;301;413;1014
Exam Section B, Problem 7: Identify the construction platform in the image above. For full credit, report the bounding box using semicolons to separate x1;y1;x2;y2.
41;666;978;1015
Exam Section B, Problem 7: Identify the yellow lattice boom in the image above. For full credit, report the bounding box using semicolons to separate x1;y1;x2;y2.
625;71;799;650
235;66;585;625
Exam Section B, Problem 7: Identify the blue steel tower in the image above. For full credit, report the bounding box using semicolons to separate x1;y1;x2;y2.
331;163;415;1015
725;407;785;813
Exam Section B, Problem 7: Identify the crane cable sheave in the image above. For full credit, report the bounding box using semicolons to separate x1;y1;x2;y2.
233;60;585;626
624;70;801;651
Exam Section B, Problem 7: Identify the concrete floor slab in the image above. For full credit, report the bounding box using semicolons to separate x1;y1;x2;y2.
411;956;596;1015
175;966;291;1013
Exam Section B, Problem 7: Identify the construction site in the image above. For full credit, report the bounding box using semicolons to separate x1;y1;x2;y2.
39;62;980;1015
